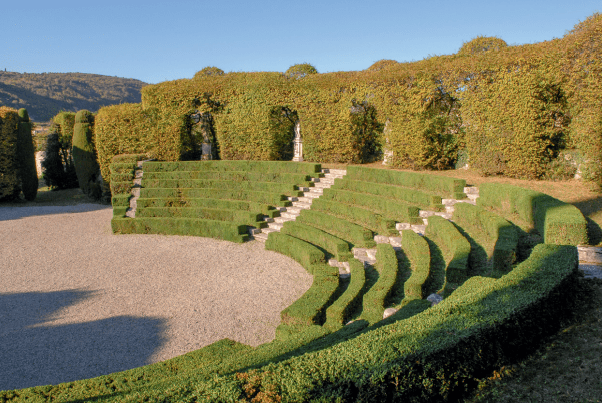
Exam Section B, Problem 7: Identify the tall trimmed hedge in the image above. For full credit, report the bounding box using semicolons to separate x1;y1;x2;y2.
72;110;101;197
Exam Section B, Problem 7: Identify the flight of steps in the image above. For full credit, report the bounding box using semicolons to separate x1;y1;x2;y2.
124;159;151;218
250;168;347;242
350;186;480;269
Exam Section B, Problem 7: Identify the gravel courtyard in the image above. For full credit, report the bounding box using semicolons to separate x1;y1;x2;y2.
0;204;312;391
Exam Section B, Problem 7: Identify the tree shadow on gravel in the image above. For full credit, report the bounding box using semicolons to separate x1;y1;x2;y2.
0;289;167;391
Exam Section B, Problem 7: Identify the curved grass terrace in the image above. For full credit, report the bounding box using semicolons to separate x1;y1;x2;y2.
1;161;601;402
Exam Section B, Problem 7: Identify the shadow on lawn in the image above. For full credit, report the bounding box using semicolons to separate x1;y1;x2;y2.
0;289;166;391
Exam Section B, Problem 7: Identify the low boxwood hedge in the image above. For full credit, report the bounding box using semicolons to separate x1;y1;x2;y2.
324;259;366;331
332;178;444;211
346;165;467;199
426;215;471;285
140;178;303;197
478;183;587;245
141;160;321;175
111;217;249;243
453;202;519;273
360;243;399;324
139;188;290;207
296;209;376;248
402;229;431;300
320;187;423;224
311;198;398;236
280;221;353;262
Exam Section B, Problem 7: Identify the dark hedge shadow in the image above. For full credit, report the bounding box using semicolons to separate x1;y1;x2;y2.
0;289;166;391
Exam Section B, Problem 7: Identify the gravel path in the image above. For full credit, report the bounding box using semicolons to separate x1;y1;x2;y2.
0;204;312;391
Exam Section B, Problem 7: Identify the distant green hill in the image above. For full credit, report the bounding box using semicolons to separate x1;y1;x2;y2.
0;71;147;122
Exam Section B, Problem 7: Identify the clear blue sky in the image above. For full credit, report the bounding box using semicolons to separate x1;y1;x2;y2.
2;0;599;84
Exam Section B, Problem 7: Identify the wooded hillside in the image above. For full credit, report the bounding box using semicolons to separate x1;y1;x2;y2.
0;71;147;122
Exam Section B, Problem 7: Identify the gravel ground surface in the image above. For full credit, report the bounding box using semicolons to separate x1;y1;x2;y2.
0;204;312;391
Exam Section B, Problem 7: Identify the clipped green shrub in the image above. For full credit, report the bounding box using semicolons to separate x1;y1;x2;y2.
41;131;79;190
140;178;302;196
265;231;327;271
453;202;518;273
0;107;20;200
346;165;466;199
332;178;444;210
136;207;265;227
402;229;431;300
296;209;376;248
72;110;101;197
280;221;353;262
141;160;321;175
360;243;399;324
310;197;398;235
426;215;471;285
140;187;289;208
265;232;340;329
320;187;422;224
324;259;366;330
478;183;588;245
111;217;249;243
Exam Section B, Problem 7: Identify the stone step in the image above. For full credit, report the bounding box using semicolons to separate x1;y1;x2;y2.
396;223;412;231
467;193;479;201
302;192;322;199
125;208;136;218
292;201;312;209
296;196;314;204
267;222;283;231
464;186;479;195
131;188;141;198
578;246;602;264
411;224;427;235
321;168;347;176
280;211;299;220
419;210;452;220
286;196;298;202
313;178;334;188
253;232;269;242
273;216;295;224
283;206;303;215
366;249;377;260
263;217;274;223
298;186;311;192
389;236;402;248
374;235;390;244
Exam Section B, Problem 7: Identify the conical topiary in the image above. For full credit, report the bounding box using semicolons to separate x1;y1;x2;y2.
17;108;38;201
72;110;100;196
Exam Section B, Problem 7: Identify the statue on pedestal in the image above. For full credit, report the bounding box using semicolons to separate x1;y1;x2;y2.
292;121;303;162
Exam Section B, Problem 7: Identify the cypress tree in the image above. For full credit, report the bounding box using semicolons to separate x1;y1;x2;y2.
17;108;38;201
72;110;100;196
0;107;21;200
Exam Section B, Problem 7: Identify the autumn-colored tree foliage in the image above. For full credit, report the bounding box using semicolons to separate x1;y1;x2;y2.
94;13;602;187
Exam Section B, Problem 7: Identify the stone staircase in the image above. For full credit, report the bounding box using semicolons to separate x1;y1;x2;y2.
124;160;150;218
250;168;347;242
350;186;480;270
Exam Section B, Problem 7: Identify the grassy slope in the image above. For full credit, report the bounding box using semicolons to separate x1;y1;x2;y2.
3;167;602;402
